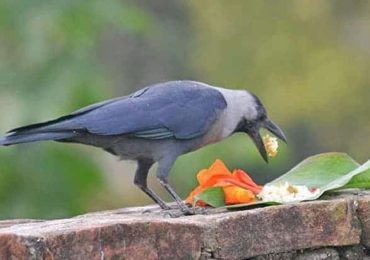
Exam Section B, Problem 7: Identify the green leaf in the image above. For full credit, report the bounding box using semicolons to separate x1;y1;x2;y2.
270;152;359;188
193;187;225;208
268;153;370;201
270;155;370;200
225;153;368;209
324;159;370;190
342;160;370;189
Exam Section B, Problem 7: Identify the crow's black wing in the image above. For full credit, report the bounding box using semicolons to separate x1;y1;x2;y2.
74;81;227;139
8;81;227;140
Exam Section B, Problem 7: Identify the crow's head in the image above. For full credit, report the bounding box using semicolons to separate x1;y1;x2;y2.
235;91;287;162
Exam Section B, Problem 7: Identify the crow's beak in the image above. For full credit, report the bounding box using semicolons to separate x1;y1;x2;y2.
263;119;287;143
247;128;269;163
246;119;287;163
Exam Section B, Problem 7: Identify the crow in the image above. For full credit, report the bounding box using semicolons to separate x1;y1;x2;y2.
0;81;286;214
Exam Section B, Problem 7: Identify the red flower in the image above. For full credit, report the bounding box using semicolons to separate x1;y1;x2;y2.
186;160;262;206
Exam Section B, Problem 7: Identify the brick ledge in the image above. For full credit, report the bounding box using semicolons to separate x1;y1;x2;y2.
1;191;370;259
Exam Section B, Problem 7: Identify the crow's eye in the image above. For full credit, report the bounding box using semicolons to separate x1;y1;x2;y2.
258;114;267;122
244;120;255;129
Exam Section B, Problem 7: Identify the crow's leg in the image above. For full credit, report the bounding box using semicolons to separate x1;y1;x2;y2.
156;157;193;215
134;159;171;210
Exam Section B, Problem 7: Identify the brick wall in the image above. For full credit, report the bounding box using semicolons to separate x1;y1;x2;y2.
1;191;370;259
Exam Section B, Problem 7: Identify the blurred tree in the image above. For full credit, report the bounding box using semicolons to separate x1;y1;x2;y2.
0;0;153;218
187;0;370;164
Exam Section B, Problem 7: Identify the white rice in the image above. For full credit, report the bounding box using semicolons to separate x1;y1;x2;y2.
258;182;320;203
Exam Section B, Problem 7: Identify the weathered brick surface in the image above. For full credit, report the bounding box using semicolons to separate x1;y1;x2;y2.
205;199;361;259
0;219;44;229
0;213;205;260
356;194;370;249
251;245;368;260
0;192;369;260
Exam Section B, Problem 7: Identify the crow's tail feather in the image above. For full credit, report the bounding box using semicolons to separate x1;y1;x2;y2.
0;131;77;146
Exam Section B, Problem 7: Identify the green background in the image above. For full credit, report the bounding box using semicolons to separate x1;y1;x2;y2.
0;0;369;219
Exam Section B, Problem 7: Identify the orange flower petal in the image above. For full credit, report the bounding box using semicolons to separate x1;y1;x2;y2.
209;159;232;175
233;169;254;183
197;159;232;185
223;185;256;204
233;169;263;194
204;175;261;194
186;177;234;205
200;174;233;186
185;185;205;204
196;169;209;185
187;160;261;206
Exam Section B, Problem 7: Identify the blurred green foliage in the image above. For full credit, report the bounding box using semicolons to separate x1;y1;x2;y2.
0;0;369;219
174;0;370;200
0;0;152;218
188;0;370;161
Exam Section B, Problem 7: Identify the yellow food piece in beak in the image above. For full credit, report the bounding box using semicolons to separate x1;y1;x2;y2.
263;134;279;157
